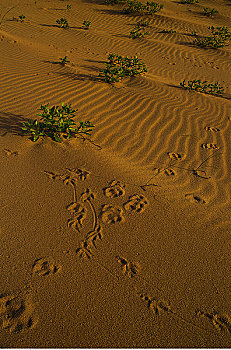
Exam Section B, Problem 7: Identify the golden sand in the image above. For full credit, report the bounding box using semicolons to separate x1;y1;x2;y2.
0;0;230;347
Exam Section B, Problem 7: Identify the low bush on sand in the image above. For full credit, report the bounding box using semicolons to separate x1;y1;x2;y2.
180;79;224;96
22;103;94;142
99;54;147;83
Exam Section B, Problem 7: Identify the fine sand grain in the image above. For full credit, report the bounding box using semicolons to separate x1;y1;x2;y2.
0;0;231;347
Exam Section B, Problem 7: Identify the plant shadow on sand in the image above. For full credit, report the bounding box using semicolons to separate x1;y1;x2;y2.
54;70;103;83
0;111;28;136
39;24;82;29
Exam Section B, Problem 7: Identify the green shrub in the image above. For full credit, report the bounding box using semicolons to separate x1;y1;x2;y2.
56;17;69;28
180;79;224;96
59;56;70;65
124;1;163;15
193;26;231;48
203;7;218;17
130;25;149;38
19;14;26;22
136;19;150;27
82;20;91;29
99;54;147;83
22;103;94;142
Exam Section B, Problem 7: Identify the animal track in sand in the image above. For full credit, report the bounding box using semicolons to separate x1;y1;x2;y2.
0;288;38;333
153;168;176;176
201;143;220;150
139;293;173;315
103;180;125;198
167;152;186;161
196;310;231;333
123;194;149;213
3;148;18;156
204;126;220;133
185;193;206;204
116;256;140;278
32;257;61;276
99;204;125;224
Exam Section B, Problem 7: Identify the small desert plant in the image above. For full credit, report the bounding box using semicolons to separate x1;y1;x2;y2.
136;19;150;27
203;7;218;17
18;14;26;22
67;4;71;10
56;17;69;28
59;56;70;65
180;79;224;95
22;103;94;142
82;20;91;29
99;54;147;83
130;25;149;38
193;26;231;48
124;1;163;15
181;0;198;3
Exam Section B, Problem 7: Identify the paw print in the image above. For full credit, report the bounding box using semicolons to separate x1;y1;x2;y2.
99;204;125;224
123;194;149;213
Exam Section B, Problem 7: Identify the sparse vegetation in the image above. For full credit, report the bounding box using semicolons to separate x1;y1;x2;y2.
180;79;224;96
136;19;150;27
59;56;70;65
123;1;163;15
193;26;231;48
56;17;69;28
99;54;147;83
22;103;94;142
130;25;149;38
82;20;91;29
203;7;218;17
67;4;71;10
18;14;26;22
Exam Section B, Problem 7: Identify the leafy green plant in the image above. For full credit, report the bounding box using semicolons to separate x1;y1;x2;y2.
136;19;150;27
99;54;147;83
18;14;26;22
130;25;149;38
56;17;69;28
67;4;71;10
203;7;218;17
124;1;163;15
0;6;15;28
193;26;231;48
22;103;94;143
59;56;70;65
180;79;224;96
82;20;91;29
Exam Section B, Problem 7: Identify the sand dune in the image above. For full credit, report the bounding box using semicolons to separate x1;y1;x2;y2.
0;0;231;347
